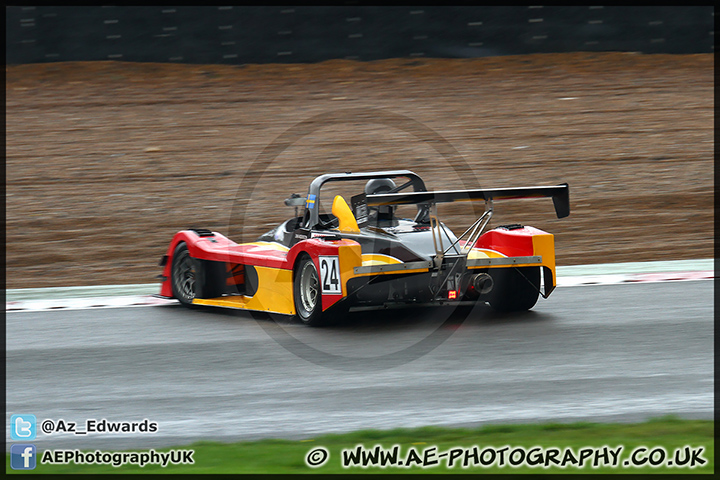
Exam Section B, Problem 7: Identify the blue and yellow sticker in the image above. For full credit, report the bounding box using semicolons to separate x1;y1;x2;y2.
306;194;316;209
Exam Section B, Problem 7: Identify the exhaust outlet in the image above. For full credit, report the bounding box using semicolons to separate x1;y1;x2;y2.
472;273;493;295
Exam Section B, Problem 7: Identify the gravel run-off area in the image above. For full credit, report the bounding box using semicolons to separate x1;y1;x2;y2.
5;52;713;288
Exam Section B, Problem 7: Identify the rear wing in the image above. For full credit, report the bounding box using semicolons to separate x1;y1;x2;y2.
367;183;570;219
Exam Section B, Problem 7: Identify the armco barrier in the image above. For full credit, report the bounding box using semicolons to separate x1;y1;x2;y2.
6;6;714;65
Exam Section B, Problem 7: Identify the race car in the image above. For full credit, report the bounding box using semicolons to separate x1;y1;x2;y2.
157;170;569;326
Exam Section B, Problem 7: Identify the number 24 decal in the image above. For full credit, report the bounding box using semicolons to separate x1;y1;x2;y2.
319;256;341;294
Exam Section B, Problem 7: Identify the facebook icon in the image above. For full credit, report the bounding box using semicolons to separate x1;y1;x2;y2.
11;444;37;470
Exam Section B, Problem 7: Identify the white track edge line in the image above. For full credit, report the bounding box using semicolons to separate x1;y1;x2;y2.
6;273;714;313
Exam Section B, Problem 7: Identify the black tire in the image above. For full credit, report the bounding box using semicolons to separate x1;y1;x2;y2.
293;254;348;327
293;255;323;325
171;242;196;307
294;254;327;326
487;267;541;312
171;242;225;307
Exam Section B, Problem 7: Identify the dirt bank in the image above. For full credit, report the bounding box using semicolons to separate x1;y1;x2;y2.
5;52;713;288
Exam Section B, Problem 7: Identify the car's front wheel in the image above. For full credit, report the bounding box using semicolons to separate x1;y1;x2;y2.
170;241;224;307
171;242;196;307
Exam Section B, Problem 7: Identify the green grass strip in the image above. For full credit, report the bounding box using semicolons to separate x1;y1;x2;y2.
7;416;713;474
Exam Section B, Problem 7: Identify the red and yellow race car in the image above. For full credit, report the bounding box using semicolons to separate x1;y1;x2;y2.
157;170;569;326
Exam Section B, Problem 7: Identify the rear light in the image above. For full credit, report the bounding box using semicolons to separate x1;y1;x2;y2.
448;290;457;300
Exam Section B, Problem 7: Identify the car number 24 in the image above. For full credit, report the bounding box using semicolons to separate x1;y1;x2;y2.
319;256;341;294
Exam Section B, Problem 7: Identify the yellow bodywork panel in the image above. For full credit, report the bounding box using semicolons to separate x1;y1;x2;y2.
242;241;290;252
361;253;403;266
332;195;360;234
532;233;556;287
467;248;540;268
353;252;430;277
192;266;295;315
467;248;506;260
337;242;362;299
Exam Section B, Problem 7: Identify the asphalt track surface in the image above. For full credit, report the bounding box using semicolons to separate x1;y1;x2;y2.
6;280;713;451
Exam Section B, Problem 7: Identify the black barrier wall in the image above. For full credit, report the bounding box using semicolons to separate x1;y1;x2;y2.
6;6;714;65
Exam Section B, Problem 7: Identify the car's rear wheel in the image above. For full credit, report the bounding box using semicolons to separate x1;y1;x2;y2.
293;254;325;326
487;266;541;312
171;242;196;307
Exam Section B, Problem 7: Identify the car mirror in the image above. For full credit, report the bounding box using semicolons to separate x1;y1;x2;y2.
284;194;306;207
